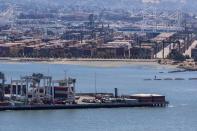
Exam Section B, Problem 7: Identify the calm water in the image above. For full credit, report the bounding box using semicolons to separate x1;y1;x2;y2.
0;62;197;131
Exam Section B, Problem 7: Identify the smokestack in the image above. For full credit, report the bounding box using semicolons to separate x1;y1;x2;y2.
114;88;118;98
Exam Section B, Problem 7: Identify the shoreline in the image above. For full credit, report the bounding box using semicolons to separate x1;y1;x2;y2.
0;57;162;67
0;57;158;62
2;57;194;70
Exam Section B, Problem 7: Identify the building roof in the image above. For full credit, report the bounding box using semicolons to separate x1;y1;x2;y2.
0;44;12;47
152;33;175;42
130;94;164;97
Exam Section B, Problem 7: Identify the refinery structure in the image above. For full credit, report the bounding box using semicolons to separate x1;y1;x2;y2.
2;0;196;110
0;72;76;105
0;0;197;63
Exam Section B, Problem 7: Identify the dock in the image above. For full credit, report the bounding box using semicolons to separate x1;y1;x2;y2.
0;102;169;111
0;73;169;111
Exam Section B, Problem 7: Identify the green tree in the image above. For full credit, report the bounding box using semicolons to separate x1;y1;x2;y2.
167;50;186;62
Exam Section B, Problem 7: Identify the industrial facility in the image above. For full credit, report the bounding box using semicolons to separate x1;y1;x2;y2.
0;72;76;106
0;0;197;62
0;72;168;110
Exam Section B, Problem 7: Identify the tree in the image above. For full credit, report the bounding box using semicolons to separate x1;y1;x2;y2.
167;50;186;62
0;72;5;101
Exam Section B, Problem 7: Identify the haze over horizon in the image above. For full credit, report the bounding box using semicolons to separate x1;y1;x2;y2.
0;0;197;13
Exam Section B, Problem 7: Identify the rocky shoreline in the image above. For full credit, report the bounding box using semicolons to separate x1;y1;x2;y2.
159;59;197;71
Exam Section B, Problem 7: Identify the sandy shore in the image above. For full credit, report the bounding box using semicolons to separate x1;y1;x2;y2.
0;57;176;68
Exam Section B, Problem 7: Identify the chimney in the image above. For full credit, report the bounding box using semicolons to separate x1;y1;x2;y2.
114;88;118;98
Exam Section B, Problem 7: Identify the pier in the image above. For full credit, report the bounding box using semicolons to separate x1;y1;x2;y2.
0;73;169;111
0;102;169;111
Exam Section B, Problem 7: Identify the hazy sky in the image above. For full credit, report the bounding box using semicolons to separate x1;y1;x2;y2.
1;0;197;12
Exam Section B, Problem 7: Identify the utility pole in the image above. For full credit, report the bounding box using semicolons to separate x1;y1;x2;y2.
162;41;165;59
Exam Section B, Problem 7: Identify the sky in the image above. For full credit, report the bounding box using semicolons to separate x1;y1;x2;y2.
1;0;197;12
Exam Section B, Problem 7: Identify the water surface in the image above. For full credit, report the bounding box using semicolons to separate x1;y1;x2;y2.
0;62;196;131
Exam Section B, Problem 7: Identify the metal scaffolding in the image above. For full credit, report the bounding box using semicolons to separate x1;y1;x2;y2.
141;0;184;33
